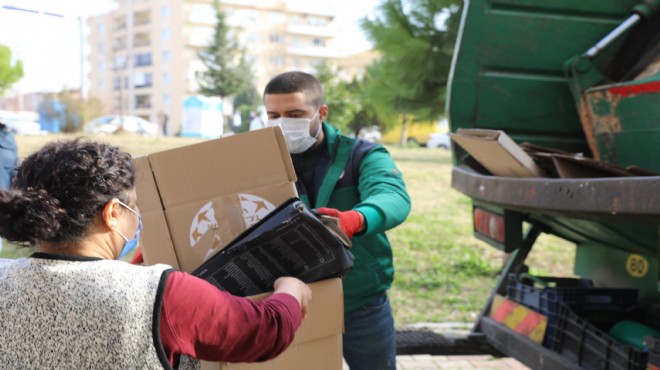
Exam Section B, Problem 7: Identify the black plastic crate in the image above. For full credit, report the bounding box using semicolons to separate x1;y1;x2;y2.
507;274;638;349
555;303;648;370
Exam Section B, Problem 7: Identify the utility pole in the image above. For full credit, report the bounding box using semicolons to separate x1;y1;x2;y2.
126;0;134;117
78;15;84;100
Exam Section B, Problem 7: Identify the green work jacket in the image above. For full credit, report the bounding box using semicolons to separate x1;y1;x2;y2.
295;123;411;312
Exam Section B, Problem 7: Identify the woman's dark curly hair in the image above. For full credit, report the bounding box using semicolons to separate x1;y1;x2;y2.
0;138;135;246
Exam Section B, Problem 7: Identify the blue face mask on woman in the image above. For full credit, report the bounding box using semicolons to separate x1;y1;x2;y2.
113;201;142;259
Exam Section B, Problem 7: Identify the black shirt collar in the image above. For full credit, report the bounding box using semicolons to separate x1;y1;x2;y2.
30;252;104;262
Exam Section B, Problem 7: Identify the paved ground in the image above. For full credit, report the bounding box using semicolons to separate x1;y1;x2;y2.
395;354;528;369
342;354;529;370
341;323;530;370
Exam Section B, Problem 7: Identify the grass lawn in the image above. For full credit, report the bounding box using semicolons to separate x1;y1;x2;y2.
6;133;576;325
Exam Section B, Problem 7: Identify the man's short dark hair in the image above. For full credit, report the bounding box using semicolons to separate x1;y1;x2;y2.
263;71;325;108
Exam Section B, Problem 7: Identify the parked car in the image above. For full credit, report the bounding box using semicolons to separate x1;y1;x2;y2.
4;118;42;135
426;132;451;149
357;125;382;143
85;115;159;136
0;110;42;135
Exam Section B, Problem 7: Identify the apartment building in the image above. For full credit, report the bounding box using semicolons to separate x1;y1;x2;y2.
87;0;337;135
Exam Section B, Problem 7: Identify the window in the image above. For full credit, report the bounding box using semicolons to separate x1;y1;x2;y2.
312;38;325;47
134;52;152;67
96;42;104;53
162;94;172;107
162;50;172;63
161;28;172;40
135;94;152;109
269;34;283;43
97;62;105;72
113;55;127;70
113;77;121;91
162;72;171;85
97;24;105;34
134;73;153;88
160;5;171;18
97;80;104;91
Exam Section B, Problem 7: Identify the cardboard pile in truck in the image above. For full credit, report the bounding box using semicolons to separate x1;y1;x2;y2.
450;129;543;177
450;129;657;178
133;127;344;370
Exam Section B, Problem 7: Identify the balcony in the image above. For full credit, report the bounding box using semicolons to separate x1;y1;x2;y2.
286;24;336;38
134;10;151;27
287;45;337;58
134;32;151;48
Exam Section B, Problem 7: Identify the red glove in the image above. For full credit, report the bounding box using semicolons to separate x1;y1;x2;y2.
316;207;364;239
131;247;144;265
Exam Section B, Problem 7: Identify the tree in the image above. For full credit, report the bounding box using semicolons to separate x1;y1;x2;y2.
360;0;461;144
40;90;104;133
197;0;253;99
315;62;361;134
0;44;24;96
233;85;260;132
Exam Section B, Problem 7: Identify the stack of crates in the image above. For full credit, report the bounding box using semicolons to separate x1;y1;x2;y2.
507;274;638;350
555;303;648;370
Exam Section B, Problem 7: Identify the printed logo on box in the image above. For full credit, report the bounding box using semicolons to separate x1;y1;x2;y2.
239;193;276;227
190;201;219;248
188;195;276;260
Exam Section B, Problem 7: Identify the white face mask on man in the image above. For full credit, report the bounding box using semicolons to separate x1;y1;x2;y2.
267;110;321;154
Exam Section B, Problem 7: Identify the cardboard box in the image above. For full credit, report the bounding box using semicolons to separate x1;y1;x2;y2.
134;127;344;370
450;129;542;177
134;127;298;272
201;278;344;370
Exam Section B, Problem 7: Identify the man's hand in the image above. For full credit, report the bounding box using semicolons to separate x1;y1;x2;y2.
316;207;364;239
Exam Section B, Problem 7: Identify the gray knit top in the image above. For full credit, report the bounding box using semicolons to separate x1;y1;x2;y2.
0;253;199;370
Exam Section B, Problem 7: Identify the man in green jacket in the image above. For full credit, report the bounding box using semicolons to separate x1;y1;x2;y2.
263;71;411;370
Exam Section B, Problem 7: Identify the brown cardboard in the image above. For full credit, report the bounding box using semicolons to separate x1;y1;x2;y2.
549;154;636;178
200;278;344;370
134;157;179;268
450;129;542;177
135;127;298;272
134;128;344;370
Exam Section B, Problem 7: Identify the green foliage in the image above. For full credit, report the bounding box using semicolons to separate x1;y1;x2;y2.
315;62;385;136
360;0;461;130
0;44;24;96
40;91;104;133
197;1;253;98
314;62;360;134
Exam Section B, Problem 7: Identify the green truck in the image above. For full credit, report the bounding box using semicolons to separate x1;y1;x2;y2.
447;0;660;368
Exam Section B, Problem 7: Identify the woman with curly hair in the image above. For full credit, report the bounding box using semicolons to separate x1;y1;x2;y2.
0;138;311;370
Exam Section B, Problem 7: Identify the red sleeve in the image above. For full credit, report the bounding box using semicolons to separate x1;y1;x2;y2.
160;271;302;364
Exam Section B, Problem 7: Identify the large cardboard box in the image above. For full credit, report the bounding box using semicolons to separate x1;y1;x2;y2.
204;278;344;370
134;127;298;271
450;129;542;177
134;127;344;370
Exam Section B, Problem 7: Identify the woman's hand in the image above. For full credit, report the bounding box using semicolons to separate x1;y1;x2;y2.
273;277;312;319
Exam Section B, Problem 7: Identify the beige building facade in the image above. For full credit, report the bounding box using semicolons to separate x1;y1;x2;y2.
87;0;338;135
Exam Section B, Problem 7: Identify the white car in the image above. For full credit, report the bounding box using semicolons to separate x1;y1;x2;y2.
85;115;159;136
4;118;42;135
426;132;451;149
358;126;382;143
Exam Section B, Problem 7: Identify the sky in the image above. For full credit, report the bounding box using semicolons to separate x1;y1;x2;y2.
0;0;380;95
